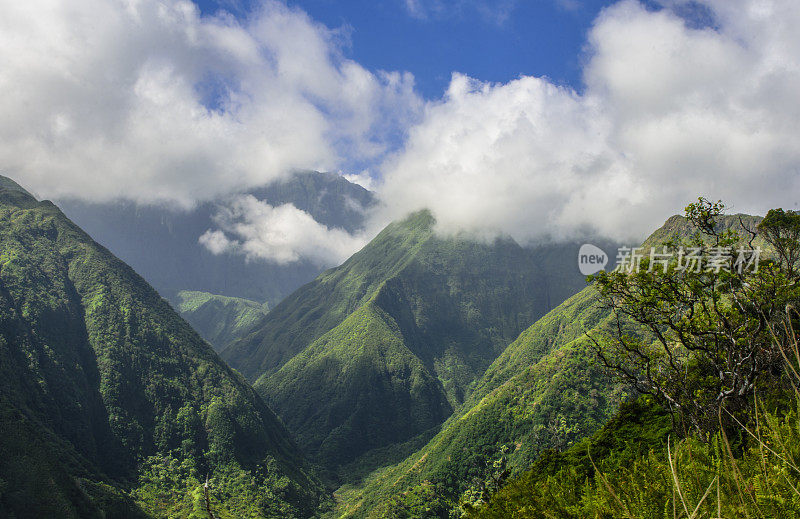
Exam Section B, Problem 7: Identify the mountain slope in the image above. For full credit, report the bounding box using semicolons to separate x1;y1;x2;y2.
57;170;375;306
335;286;630;517
224;211;606;472
172;290;269;352
262;299;453;470
336;212;765;517
0;183;326;517
222;211;442;381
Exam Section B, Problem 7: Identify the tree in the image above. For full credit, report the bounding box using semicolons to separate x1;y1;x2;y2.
758;207;800;277
590;198;800;435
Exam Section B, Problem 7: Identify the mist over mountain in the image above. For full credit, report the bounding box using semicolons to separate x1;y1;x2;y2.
336;212;764;516
1;0;798;517
57;170;375;307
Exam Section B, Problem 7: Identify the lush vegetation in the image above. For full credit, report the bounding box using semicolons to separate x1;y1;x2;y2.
466;202;800;518
593;200;777;434
332;286;631;518
333;209;778;518
173;290;268;352
469;352;800;518
259;300;452;472
10;172;794;519
226;210;597;474
0;184;327;517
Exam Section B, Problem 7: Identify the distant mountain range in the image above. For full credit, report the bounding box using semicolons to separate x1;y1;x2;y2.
57;171;375;307
173;290;270;352
0;180;327;517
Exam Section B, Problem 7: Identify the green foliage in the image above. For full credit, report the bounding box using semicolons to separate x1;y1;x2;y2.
592;199;798;434
467;202;800;519
229;210;593;473
469;390;800;518
381;481;458;519
0;186;327;517
173;290;268;352
464;398;673;518
334;208;775;518
258;301;452;471
334;286;631;518
758;208;800;277
133;454;321;518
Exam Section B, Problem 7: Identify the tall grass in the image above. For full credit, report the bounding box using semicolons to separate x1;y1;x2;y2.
589;309;800;518
467;309;800;518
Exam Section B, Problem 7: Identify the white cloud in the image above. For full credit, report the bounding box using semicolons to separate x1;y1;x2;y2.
198;229;235;255
378;0;800;244
5;0;800;265
0;0;421;206
342;171;376;191
200;195;370;265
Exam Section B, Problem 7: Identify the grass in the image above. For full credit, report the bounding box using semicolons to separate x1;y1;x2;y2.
467;308;800;519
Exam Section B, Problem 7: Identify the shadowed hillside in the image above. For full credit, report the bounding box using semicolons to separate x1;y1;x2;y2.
0;182;328;517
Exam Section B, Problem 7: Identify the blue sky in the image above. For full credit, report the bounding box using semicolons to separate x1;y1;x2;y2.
194;0;617;98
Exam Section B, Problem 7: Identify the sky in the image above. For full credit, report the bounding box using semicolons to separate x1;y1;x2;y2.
1;0;799;265
194;0;617;98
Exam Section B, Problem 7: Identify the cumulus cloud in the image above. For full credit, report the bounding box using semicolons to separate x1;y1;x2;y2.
5;0;800;265
199;195;370;265
378;0;800;244
0;0;421;206
378;73;641;241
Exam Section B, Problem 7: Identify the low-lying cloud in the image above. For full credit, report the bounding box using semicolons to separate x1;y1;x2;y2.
199;195;371;265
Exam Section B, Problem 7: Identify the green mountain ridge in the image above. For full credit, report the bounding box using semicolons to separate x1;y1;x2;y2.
335;285;631;517
0;183;327;517
224;210;604;474
172;290;269;352
466;212;797;519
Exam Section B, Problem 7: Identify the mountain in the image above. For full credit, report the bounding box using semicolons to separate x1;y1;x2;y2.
0;181;327;518
0;176;32;197
335;213;764;517
642;213;763;248
172;290;269;352
57;170;375;306
335;286;629;517
223;210;614;473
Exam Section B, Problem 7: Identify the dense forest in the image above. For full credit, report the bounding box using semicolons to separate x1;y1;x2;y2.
0;183;328;517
